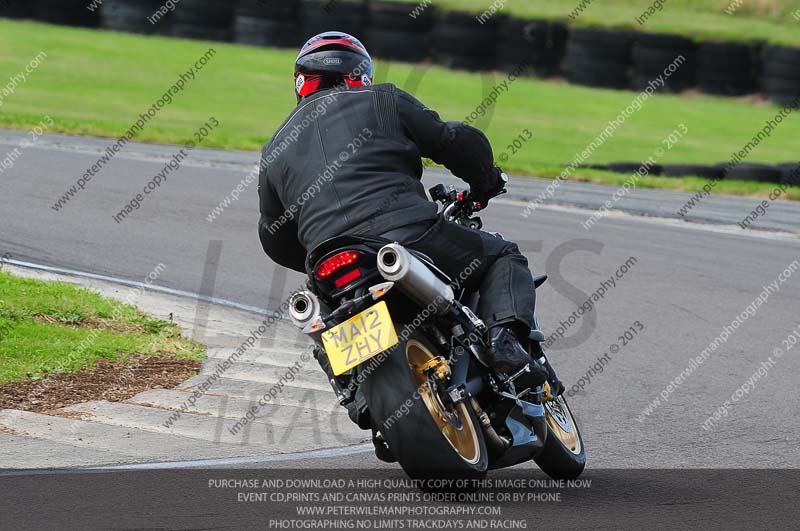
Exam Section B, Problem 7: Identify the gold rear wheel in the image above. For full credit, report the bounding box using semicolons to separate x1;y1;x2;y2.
406;339;482;465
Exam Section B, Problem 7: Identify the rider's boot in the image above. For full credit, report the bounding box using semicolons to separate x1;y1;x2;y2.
488;326;548;392
528;340;565;396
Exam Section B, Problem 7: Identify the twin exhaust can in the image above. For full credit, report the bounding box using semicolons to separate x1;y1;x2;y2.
377;243;454;315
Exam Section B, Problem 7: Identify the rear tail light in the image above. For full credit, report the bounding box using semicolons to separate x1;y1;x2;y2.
334;268;361;288
316;250;362;280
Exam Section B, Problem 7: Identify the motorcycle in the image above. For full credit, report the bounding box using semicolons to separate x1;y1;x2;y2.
288;183;586;481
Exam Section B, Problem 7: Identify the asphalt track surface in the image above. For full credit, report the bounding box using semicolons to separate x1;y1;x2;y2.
1;131;799;528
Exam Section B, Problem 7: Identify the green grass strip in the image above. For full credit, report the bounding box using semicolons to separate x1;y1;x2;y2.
0;271;204;384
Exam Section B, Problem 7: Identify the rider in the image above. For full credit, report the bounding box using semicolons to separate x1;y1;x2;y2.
258;32;550;422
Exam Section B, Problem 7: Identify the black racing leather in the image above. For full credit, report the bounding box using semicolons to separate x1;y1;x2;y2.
258;83;501;272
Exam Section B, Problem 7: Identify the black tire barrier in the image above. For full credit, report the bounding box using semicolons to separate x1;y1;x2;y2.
301;0;366;43
576;164;611;171
367;28;430;62
661;164;725;179
237;0;299;19
762;77;800;95
761;45;800;106
366;1;433;62
571;27;631;60
432;11;499;72
34;0;99;27
607;162;663;175
171;0;234;41
697;41;760;96
777;162;800;186
370;0;433;30
763;49;800;79
0;0;34;18
234;0;301;48
234;15;302;48
599;162;800;184
498;18;567;78
171;23;231;42
564;28;633;89
631;33;695;92
100;0;169;35
717;162;782;183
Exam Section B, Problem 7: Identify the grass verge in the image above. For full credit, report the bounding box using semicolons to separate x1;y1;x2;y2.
0;270;205;385
0;20;798;201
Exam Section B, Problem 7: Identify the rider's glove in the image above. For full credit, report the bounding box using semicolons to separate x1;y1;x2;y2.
471;167;508;210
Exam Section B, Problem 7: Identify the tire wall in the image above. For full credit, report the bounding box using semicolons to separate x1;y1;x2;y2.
8;0;800;104
583;161;799;185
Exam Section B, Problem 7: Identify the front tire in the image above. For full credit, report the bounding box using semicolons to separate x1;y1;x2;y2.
361;331;488;481
534;383;586;479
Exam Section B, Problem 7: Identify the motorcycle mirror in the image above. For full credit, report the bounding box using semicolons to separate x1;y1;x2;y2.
428;184;447;201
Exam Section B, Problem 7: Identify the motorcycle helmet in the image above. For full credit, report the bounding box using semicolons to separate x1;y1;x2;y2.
294;31;374;100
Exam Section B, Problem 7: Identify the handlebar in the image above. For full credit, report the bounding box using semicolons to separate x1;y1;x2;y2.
428;184;507;230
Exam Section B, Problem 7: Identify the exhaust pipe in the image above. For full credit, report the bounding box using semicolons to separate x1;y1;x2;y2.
289;290;321;329
472;399;510;454
377;243;454;315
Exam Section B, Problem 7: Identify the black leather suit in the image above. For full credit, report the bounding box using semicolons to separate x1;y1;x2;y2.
258;83;535;331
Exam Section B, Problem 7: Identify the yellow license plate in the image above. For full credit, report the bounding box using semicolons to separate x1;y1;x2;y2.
321;301;398;376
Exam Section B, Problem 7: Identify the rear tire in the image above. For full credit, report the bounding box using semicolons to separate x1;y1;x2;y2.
361;331;488;481
534;384;586;479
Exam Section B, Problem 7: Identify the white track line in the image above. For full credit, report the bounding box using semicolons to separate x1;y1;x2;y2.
0;445;374;475
4;258;277;316
91;444;374;470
